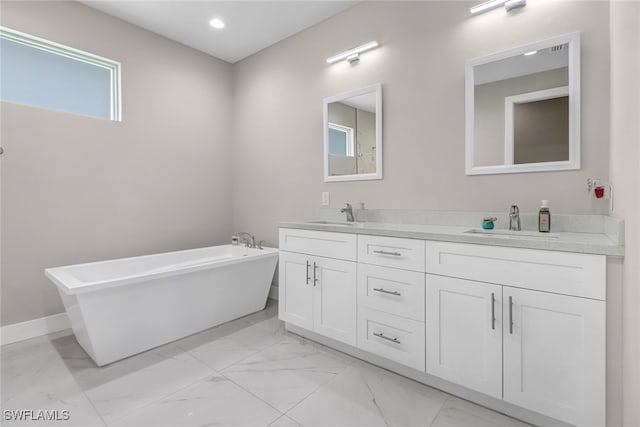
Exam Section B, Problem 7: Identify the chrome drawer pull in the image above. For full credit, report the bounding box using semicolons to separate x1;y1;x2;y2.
313;262;318;287
305;260;310;285
509;296;514;334
372;250;402;257
491;292;495;330
373;332;401;344
372;287;401;296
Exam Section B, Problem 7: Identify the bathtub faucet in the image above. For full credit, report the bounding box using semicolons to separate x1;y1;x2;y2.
237;232;256;248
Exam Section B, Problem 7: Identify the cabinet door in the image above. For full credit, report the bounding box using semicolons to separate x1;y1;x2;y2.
426;275;502;399
503;287;605;426
278;251;313;330
313;256;357;346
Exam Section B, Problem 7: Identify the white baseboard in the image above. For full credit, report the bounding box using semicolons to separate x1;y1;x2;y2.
1;313;70;346
268;284;279;300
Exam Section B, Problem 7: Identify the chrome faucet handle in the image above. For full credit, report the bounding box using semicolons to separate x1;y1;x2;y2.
257;240;265;250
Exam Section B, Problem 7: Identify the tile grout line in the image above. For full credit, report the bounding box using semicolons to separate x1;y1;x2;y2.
97;350;218;425
427;396;449;427
182;325;291;373
78;387;110;427
214;331;349;426
269;413;303;427
182;329;295;423
215;370;286;425
122;314;291;424
280;359;354;424
102;371;217;426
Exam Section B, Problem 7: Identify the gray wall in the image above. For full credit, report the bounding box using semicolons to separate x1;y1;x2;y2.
0;1;234;325
231;1;611;249
609;1;640;425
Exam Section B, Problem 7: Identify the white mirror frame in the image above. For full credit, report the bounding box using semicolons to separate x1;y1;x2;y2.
465;32;581;175
323;83;382;182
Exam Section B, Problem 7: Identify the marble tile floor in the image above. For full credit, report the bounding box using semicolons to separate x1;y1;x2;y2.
1;300;531;427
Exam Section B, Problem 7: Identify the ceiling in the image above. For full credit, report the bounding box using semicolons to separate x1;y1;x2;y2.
80;1;358;64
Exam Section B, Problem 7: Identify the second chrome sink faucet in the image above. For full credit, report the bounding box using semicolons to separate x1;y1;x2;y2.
340;203;355;222
509;205;521;231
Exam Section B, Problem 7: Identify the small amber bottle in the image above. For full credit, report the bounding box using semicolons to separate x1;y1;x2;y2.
538;200;551;232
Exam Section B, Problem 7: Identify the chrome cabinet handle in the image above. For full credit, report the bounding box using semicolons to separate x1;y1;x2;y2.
373;332;401;344
509;296;514;334
373;288;401;296
313;262;318;286
373;250;402;257
305;261;310;285
491;292;495;330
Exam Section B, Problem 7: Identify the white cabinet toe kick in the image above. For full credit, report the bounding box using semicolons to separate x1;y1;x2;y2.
279;228;606;427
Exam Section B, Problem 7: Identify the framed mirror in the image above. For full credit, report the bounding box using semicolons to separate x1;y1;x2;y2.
323;83;382;182
465;33;580;175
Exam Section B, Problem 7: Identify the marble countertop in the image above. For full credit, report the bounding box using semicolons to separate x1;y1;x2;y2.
279;220;624;257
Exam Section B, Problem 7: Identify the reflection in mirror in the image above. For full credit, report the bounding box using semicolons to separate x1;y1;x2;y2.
466;33;580;175
324;84;382;182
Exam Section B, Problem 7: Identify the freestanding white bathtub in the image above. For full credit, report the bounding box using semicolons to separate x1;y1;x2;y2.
45;245;278;366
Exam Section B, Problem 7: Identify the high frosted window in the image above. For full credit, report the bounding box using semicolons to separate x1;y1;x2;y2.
0;27;121;121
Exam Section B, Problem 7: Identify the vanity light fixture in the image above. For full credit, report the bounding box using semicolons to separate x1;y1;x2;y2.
326;41;379;64
524;50;538;56
470;0;504;15
209;18;225;29
470;0;526;15
504;0;527;12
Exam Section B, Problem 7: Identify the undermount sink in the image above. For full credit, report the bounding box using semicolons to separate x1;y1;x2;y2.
305;220;359;227
465;228;559;239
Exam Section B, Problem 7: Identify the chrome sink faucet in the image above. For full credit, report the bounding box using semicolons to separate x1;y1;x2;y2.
509;205;521;231
340;203;355;222
237;232;256;248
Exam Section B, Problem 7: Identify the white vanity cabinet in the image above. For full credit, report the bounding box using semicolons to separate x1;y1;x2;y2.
425;241;606;427
278;226;609;427
279;228;357;346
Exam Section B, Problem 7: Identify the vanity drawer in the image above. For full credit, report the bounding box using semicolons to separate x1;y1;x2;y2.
357;306;425;371
279;228;356;261
358;235;425;272
357;264;425;321
425;241;606;300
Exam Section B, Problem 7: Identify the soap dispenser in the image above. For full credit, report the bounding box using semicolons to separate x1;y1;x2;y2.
538;200;551;232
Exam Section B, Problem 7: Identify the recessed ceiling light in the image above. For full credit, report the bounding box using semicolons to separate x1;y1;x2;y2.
524;50;538;56
209;18;225;29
